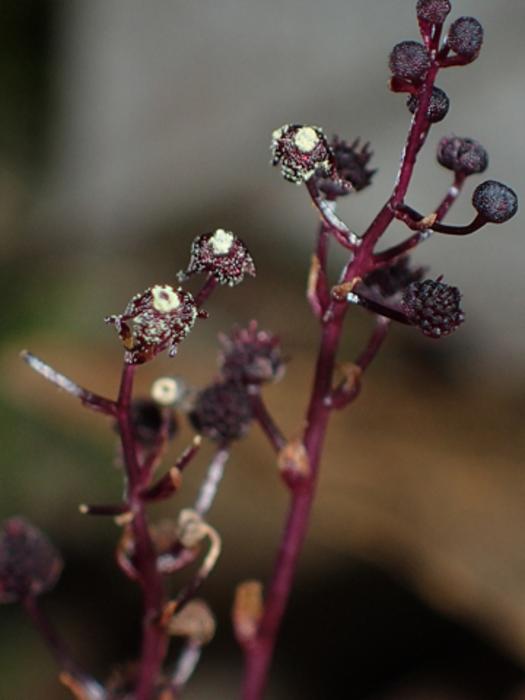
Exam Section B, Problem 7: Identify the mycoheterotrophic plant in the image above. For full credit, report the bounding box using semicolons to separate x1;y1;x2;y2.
0;1;519;698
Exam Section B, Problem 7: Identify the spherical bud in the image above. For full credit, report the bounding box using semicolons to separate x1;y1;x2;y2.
271;124;335;185
363;256;426;298
416;0;451;24
447;17;483;58
105;285;198;364
317;137;375;198
218;321;285;385
189;380;252;443
472;180;518;224
184;229;256;287
389;41;430;82
402;278;465;338
0;518;63;603
129;399;177;447
437;135;488;176
407;86;449;123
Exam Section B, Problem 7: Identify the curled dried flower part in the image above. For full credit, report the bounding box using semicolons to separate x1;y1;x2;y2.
389;41;430;82
271;124;335;184
402;278;465;338
105;284;198;364
472;180;518;224
185;229;256;287
447;17;484;58
407;86;449;123
317;137;375;198
218;321;285;385
416;0;451;24
0;517;63;603
167;599;216;644
189;380;252;443
437;135;488;176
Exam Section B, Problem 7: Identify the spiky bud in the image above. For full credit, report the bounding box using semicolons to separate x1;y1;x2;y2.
189;380;252;443
184;229;256;287
407;86;449;123
416;0;451;24
0;518;63;603
437;135;488;176
363;257;426;298
271;124;335;184
317;137;375;198
447;17;484;58
402;279;465;338
389;41;430;82
472;180;518;224
218;321;285;385
105;285;198;364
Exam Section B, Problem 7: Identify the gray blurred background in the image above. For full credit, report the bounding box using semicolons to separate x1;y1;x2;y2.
0;1;524;698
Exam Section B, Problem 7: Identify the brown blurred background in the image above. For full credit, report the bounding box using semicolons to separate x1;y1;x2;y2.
0;0;524;698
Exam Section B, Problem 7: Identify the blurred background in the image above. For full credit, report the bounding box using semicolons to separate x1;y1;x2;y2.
0;0;524;697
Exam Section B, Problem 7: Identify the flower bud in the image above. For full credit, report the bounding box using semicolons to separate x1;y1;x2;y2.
105;285;198;364
472;180;518;224
389;41;430;82
437;135;488;176
317;137;375;198
447;17;484;58
185;229;256;287
0;518;63;603
218;322;285;385
407;86;449;123
189;380;252;443
271;124;335;184
402;279;464;338
416;0;451;24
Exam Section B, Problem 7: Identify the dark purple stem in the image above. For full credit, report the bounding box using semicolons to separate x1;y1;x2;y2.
194;275;219;307
24;596;104;697
116;363;167;700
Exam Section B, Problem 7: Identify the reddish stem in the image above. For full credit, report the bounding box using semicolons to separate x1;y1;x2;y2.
240;37;443;700
116;364;168;700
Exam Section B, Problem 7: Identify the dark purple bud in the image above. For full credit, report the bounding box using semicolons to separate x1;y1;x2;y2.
218;321;285;385
437;135;488;176
416;0;451;24
472;180;518;224
402;278;465;338
271;124;335;184
407;86;449;123
189;380;252;443
389;41;430;81
363;257;426;298
0;518;63;603
317;137;375;198
129;399;177;447
447;17;484;58
105;285;198;364
184;229;256;287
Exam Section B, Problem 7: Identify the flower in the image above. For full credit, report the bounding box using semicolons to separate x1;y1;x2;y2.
105;285;198;364
389;41;430;82
317;137;375;198
184;229;255;286
472;180;518;224
447;17;484;58
437;135;488;176
271;124;335;184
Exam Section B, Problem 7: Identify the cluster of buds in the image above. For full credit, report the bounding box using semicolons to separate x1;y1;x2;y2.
188;322;284;445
